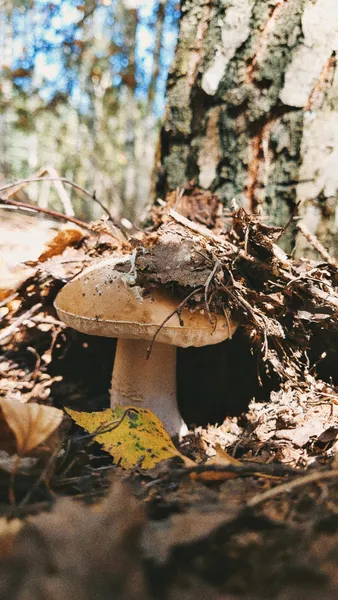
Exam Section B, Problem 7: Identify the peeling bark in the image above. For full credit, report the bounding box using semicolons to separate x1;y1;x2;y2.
157;0;338;257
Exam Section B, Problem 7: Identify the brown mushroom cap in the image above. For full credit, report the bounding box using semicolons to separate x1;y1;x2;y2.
54;256;237;348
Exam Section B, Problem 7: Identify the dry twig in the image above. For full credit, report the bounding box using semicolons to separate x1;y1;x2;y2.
247;468;338;508
146;286;204;359
0;176;128;239
0;303;42;344
0;196;99;235
297;221;336;265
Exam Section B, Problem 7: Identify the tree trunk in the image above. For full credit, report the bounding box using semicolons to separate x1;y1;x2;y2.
121;3;138;222
157;0;338;258
0;2;14;179
147;0;167;117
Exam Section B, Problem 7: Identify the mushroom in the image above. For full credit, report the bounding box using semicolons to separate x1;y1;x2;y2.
54;255;237;437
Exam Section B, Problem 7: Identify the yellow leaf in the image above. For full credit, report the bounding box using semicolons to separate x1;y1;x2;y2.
37;229;84;263
0;397;63;456
65;406;190;469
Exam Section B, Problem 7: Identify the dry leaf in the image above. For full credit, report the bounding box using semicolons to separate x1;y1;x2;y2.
144;508;239;564
317;427;338;443
37;229;84;263
190;444;242;482
0;518;22;558
0;397;63;455
66;405;193;469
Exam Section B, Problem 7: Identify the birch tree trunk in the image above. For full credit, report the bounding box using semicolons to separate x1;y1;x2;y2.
157;0;338;257
121;2;138;222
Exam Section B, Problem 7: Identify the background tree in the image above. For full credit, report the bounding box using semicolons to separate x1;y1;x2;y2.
156;0;338;258
0;0;178;221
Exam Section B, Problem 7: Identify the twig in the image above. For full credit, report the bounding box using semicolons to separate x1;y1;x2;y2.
169;208;237;251
0;303;42;344
297;221;336;265
306;282;338;309
285;266;323;288
0;176;128;238
37;166;75;216
92;190;116;225
72;408;140;443
146;286;204;359
223;307;234;338
0;292;18;308
18;444;61;509
0;196;98;234
314;391;338;404
204;260;221;324
247;468;338;508
169;462;301;479
244;224;250;256
275;201;300;241
26;346;41;381
0;176;97;203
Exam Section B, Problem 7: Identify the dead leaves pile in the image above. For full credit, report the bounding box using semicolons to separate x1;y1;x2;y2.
138;206;338;385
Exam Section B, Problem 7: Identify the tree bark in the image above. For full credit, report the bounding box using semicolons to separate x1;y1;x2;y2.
157;0;338;257
122;3;138;222
147;0;167;117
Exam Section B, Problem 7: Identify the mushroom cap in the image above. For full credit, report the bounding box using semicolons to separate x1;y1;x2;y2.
54;256;237;348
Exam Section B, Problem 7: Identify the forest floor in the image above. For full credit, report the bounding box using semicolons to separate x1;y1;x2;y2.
1;206;338;600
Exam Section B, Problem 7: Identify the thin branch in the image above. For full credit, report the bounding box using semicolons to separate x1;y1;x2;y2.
0;292;18;309
0;196;97;233
92;190;116;223
297;221;336;265
0;176;95;198
0;176;128;237
169;462;301;479
247;468;338;508
204;260;221;324
0;303;42;344
275;201;300;241
169;208;237;251
146;286;204;359
75;408;140;442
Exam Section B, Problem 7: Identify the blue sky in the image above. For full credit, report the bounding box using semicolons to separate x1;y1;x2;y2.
11;0;178;115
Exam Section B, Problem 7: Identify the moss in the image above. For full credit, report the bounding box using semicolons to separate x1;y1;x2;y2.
163;144;190;189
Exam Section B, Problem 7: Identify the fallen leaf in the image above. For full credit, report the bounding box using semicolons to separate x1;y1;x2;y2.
65;405;192;469
143;507;240;564
190;444;242;482
0;518;22;558
0;397;63;455
317;427;338;443
212;443;242;466
0;483;147;599
275;422;324;447
36;229;84;263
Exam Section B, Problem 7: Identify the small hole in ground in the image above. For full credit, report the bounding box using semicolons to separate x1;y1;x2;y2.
177;329;279;428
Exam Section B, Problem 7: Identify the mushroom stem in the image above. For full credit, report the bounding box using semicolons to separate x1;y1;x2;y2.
110;338;188;438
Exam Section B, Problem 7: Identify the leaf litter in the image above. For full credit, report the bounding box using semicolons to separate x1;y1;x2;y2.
1;189;338;598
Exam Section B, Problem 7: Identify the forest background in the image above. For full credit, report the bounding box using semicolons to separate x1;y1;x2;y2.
0;0;179;223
